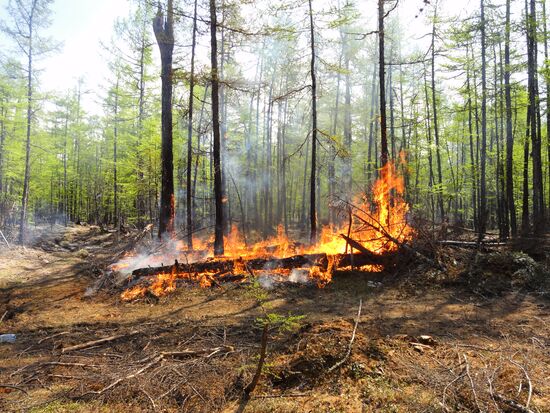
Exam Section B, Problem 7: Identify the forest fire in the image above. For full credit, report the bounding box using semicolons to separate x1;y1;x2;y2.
118;160;413;301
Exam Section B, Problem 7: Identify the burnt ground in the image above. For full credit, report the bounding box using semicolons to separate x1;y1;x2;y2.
0;225;549;412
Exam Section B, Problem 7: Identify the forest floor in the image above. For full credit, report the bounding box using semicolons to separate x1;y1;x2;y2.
0;225;549;412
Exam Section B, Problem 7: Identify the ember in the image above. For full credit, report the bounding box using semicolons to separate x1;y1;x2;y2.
118;160;413;300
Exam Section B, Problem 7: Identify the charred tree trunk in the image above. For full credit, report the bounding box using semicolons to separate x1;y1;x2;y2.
378;0;389;167
527;0;545;233
210;0;224;256
186;0;198;249
308;0;317;243
153;0;175;239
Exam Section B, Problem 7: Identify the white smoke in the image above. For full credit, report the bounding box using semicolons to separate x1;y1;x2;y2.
288;268;309;284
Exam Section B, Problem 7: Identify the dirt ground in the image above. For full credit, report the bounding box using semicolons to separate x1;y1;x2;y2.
0;225;548;412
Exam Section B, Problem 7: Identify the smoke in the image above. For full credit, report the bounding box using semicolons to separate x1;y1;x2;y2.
258;274;275;289
289;268;309;284
109;235;207;283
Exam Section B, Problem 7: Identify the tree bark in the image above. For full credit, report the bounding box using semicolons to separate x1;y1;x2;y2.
153;0;175;239
210;0;224;256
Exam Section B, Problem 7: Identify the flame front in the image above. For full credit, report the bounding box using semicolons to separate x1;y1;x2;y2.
120;160;413;300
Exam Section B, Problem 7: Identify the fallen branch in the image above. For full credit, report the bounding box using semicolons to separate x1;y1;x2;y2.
61;331;139;353
328;299;363;373
494;393;535;413
0;229;10;248
439;240;507;249
508;359;533;409
37;331;69;345
84;354;163;396
463;354;481;412
161;345;234;359
0;384;28;395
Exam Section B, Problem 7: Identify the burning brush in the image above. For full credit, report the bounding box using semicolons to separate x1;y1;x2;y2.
115;160;414;301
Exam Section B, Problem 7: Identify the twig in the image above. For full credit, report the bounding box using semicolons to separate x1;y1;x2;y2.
252;393;311;399
0;384;29;395
161;345;234;359
463;354;481;412
0;310;7;324
141;388;157;410
328;299;363;373
0;229;10;248
442;372;465;409
508;359;533;408
84;354;163;396
494;393;535;413
61;330;139;353
37;331;69;344
41;361;100;368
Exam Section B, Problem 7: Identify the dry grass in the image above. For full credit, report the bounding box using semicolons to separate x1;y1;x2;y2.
1;225;549;412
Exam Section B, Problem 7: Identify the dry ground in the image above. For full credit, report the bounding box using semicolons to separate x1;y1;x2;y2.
0;225;548;412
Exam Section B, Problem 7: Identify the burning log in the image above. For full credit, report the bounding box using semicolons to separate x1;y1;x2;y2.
129;251;396;282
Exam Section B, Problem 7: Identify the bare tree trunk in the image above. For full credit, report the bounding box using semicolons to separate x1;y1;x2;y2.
0;105;5;194
522;108;531;235
19;5;36;244
186;0;198;249
543;0;550;217
153;0;175;239
344;36;352;194
329;40;343;225
308;0;317;243
527;0;545;233
378;0;389;167
136;3;149;228
210;0;224;255
504;0;517;237
431;3;445;221
113;76;120;230
478;0;488;242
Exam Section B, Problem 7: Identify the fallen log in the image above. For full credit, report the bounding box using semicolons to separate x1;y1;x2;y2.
129;251;397;282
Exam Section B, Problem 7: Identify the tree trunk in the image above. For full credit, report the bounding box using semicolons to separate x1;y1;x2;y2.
153;0;175;239
522;109;530;235
527;0;545;233
478;0;488;242
19;7;35;244
308;0;317;243
210;0;224;256
504;0;517;237
378;0;389;166
431;5;445;221
186;0;198;249
113;76;120;230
